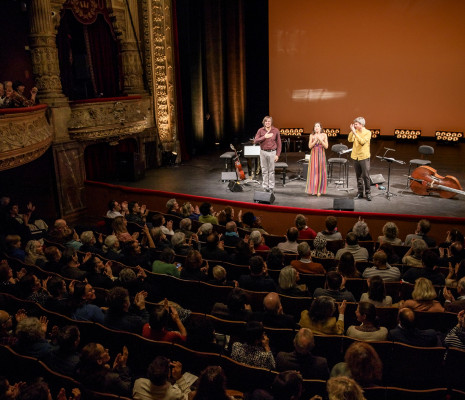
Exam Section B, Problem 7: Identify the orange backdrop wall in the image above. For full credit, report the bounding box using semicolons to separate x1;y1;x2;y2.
269;0;465;137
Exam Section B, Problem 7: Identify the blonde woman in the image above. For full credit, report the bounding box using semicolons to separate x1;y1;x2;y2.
402;277;445;312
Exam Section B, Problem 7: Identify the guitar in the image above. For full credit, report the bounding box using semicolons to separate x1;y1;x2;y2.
230;144;245;180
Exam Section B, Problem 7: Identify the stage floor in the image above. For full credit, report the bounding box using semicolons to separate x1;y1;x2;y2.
108;140;465;218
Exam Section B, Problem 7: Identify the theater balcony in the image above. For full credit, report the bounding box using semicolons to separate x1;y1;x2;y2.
0;104;53;171
67;95;151;142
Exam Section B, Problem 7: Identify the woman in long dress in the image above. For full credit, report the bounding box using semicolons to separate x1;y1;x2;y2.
306;122;328;196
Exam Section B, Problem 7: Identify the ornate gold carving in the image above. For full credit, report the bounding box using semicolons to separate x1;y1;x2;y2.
0;107;53;171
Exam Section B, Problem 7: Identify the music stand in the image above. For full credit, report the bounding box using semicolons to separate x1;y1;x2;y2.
375;154;405;199
288;154;310;182
243;145;261;185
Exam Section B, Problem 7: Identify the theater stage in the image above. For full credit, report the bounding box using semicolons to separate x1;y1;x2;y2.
106;140;465;219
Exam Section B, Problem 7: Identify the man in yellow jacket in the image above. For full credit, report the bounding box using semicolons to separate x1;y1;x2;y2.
348;117;372;201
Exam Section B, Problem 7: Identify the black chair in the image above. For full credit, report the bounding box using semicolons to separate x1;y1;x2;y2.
327;144;349;187
406;145;434;187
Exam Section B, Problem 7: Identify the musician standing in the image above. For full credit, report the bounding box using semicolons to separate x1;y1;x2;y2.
348;117;372;201
254;116;282;193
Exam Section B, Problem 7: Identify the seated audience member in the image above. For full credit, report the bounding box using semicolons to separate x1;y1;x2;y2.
60;248;87;281
106;200;124;218
444;277;465;313
0;309;21;346
276;328;329;380
230;239;254;266
171;231;194;256
18;273;49;305
152;213;174;235
402;277;445;312
121;235;156;269
133;356;191;400
186;317;223;353
238;256;276;292
402;238;427;267
251;292;295;328
112;216;139;243
200;232;229;261
79;231;103;255
404;218;436;247
190;366;232;400
142;299;187;343
104;287;149;333
5;235;25;261
402;250;446;286
266;247;285;269
152;247;180;277
335;233;369;262
126;201;148;226
445;310;465;350
377;221;402;245
311;233;335;259
326;376;366;400
275;227;298;254
0;260;21;295
271;370;303;400
360;275;392;307
362;250;400;282
181;201;200;221
10;80;37;108
117;267;155;299
291;242;325;274
378;242;400;265
166;198;183;218
350;218;372;241
43;276;70;315
440;240;465;269
101;235;124;261
331;342;383;387
24;240;47;267
299;296;346;335
44;325;80;376
180;249;209;281
217;205;240;226
313;271;356;302
62;226;83;250
346;301;388;341
84;256;116;289
150;227;172;251
197;222;213;243
337;252;360;278
209;265;235;287
249;230;270;251
77;343;132;397
231;321;275;369
278;266;310;297
212;287;252;321
177;218;196;241
198;202;218;224
294;214;317;240
320;216;343;240
43;245;62;273
242;211;268;234
14;317;52;359
388;307;440;346
71;282;105;323
223;221;241;248
45;218;69;244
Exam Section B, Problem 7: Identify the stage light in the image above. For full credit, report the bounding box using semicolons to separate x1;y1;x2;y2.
435;130;463;143
368;129;380;139
324;128;340;138
394;129;421;140
280;128;304;136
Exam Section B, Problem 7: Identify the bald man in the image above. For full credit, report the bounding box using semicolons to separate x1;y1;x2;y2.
276;328;329;379
251;292;295;329
388;308;440;347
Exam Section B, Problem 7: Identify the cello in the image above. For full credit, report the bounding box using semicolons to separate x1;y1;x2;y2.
230;144;245;180
408;166;465;199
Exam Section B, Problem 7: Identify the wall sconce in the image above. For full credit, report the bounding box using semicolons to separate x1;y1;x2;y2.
369;129;380;139
280;128;304;136
394;129;421;140
324;128;340;138
435;131;463;143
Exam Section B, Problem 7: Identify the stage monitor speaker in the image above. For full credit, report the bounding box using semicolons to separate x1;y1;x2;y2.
333;198;354;211
370;174;385;185
228;181;243;192
254;191;275;204
222;172;238;181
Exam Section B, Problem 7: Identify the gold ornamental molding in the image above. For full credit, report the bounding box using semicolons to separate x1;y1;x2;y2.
0;105;53;171
68;96;151;141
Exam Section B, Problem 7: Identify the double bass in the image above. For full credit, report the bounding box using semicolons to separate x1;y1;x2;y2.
408;166;465;199
230;144;245;180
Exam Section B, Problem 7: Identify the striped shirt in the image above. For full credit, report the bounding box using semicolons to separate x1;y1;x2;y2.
445;326;465;350
362;265;401;282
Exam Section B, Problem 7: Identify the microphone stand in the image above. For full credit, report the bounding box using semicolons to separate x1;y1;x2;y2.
375;148;405;199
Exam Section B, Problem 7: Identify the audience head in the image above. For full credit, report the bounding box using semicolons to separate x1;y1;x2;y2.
412;277;437;301
103;235;119;253
15;381;52;400
457;276;465;295
337;252;357;278
118;268;137;285
411;238;427;257
80;231;96;246
146;356;171;386
195;366;229;400
326;271;343;291
448;229;464;244
422;250;439;270
356;302;378;326
286;227;299;242
148;305;170;330
166;198;178;212
5;235;21;250
326;376;366;400
367;275;386;303
205;232;220;249
373;250;387;267
181;202;194;217
0;311;13;333
56;325;80;353
249;255;266;275
159;247;176;263
107;287;130;313
242;212;257;228
294;214;307;231
271;370;303;400
0;261;12;283
151;214;165;228
44;246;61;262
309;296;336;322
325;216;338;232
417;219;431;235
227;288;250;313
72;282;96;304
243;321;265;345
382;222;399;240
344;342;382;386
297;241;311;258
111;216;127;233
249;230;262;247
345;232;358;246
398;307;416;329
263;292;283;314
352;221;369;239
199;223;213;236
107;199;120;212
79;342;110;369
16;317;45;343
212;265;227;282
225;221;237;233
46;276;67;298
179;218;192;231
184;249;203;272
24;240;43;257
266;247;285;269
278;266;299;291
293;328;315;355
128;201;140;214
313;232;328;251
171;232;186;248
199;202;213;217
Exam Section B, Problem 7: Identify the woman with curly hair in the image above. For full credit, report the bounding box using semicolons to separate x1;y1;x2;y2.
24;240;47;267
350;219;372;242
299;296;346;335
378;222;402;245
326;376;366;400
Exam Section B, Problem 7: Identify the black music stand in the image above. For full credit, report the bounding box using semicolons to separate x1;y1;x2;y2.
375;154;405;199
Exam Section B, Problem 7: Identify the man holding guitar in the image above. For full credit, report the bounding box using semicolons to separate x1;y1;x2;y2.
254;116;282;193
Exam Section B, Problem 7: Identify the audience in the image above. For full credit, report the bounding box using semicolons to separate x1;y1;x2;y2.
311;233;335;259
360;275;392;307
238;256;276;292
444;277;465;313
350;219;372;241
326;376;366;400
388;308;440;346
277;266;310;297
277;227;299;253
142;299;187;343
313;271;356;302
337;252;360;279
377;221;402;245
199;202;219;224
106;200;124;218
362;250;401;282
319;216;342;240
402;250;445;286
294;214;317;240
299;296;346;335
335;233;369;261
404;219;436;247
401;277;445;312
402;238;427;267
291;242;325;274
445;310;465;350
346;301;388;341
249;230;270;251
251;292;295;328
